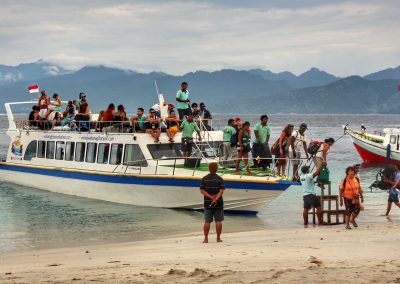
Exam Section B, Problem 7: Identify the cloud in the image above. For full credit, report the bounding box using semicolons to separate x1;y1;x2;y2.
0;0;398;76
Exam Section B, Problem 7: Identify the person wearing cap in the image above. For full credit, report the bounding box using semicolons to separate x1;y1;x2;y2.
300;161;326;226
234;117;242;131
288;123;309;181
253;115;272;169
176;82;191;120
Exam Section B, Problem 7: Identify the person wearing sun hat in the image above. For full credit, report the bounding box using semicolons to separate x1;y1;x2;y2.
288;123;309;181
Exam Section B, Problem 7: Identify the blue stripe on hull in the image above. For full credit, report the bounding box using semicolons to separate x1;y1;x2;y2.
0;164;297;191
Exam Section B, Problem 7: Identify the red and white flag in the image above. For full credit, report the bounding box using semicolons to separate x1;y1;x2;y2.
28;84;39;94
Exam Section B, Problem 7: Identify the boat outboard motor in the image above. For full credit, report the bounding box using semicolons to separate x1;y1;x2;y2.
370;164;396;190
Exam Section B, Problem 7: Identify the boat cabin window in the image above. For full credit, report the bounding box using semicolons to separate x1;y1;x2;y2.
124;144;147;167
147;143;182;160
37;141;46;158
46;141;55;159
24;140;37;161
110;143;123;165
86;143;97;163
55;142;65;160
390;135;397;144
75;142;86;162
97;143;110;164
65;142;75;161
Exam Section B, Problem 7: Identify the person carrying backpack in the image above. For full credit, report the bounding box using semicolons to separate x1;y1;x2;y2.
339;166;364;229
384;164;400;216
314;138;335;168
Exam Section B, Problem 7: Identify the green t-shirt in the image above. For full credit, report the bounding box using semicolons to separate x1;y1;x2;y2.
176;90;189;110
181;120;200;138
223;125;236;142
254;123;271;143
137;114;147;130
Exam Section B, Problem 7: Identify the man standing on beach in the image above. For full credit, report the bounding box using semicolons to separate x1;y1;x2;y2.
200;162;225;243
300;162;326;226
176;82;191;120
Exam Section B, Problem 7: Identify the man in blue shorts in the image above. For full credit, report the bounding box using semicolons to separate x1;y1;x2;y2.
200;162;225;243
300;162;326;226
385;164;400;216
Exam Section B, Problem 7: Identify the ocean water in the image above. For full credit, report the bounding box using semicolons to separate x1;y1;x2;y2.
1;114;400;253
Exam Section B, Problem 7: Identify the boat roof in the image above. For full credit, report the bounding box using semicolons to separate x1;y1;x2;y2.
383;128;400;134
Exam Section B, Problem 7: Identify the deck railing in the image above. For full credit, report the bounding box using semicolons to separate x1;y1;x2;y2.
116;155;312;181
13;118;225;133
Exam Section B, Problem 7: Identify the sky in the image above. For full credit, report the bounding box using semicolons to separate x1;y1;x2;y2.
0;0;399;76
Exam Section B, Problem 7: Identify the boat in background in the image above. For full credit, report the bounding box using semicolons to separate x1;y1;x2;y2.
344;125;400;164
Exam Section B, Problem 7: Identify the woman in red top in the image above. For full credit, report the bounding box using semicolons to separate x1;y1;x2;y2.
339;166;363;229
102;103;115;128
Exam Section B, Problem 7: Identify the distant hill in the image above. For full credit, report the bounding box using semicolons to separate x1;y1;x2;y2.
248;67;339;88
0;60;69;84
0;60;399;114
215;76;399;114
364;66;400;81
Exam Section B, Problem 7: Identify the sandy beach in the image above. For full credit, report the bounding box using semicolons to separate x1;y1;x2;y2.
1;221;399;283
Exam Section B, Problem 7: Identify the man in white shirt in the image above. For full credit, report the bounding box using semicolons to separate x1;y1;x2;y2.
289;123;309;181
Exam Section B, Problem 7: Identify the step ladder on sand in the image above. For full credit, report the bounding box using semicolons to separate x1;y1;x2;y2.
309;181;346;225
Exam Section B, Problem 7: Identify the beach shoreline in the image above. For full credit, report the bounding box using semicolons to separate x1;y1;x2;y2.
1;222;399;283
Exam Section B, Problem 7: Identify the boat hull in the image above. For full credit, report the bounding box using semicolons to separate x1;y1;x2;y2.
0;164;291;214
349;133;400;164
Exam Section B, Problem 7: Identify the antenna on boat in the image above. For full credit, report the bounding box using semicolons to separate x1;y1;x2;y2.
154;80;159;95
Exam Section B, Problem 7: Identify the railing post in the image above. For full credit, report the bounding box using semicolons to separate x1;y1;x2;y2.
172;158;177;176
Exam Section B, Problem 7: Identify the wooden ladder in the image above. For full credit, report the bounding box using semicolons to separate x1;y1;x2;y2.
309;181;346;225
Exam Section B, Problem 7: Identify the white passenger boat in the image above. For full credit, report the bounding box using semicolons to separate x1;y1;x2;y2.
0;99;300;214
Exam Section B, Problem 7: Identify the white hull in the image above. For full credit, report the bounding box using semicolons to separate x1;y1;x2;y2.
0;168;282;213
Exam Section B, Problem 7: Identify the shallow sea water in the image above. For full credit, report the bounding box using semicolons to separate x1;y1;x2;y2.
1;113;400;252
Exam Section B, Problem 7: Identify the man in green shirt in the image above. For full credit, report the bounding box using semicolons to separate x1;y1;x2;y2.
180;113;202;158
176;82;191;120
222;119;237;166
131;107;147;132
253;115;272;169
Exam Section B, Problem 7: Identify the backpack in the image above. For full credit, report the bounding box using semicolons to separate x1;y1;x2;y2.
317;167;330;184
371;165;396;190
230;131;239;147
308;140;322;156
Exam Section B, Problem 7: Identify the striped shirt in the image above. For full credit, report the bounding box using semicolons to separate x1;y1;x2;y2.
200;173;225;208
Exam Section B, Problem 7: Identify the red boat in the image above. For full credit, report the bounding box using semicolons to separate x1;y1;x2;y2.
344;125;400;164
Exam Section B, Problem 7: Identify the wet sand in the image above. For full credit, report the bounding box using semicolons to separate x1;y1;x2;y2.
1;222;399;283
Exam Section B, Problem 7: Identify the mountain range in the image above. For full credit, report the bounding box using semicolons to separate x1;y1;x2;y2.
0;60;399;114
